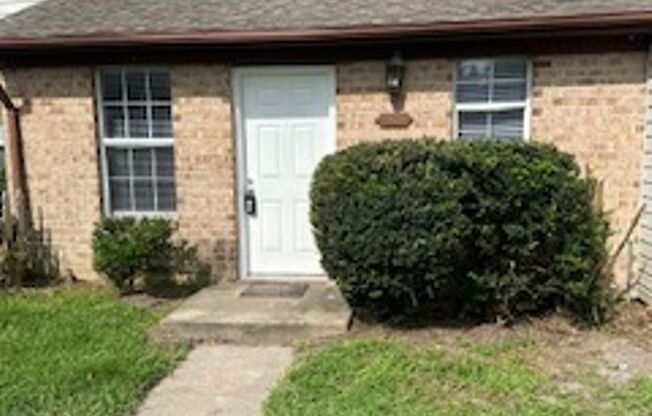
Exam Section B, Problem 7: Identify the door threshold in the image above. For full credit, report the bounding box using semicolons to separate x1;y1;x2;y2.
242;275;330;284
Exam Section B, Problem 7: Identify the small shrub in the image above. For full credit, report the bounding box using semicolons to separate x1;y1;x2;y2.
311;139;613;324
92;217;208;293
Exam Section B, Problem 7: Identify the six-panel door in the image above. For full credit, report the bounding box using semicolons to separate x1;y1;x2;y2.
239;68;335;276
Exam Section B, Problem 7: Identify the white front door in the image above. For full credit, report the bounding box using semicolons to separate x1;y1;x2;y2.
236;67;336;277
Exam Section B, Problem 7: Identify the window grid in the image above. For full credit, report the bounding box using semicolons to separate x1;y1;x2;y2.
454;59;530;141
106;148;174;213
101;69;173;142
98;68;176;216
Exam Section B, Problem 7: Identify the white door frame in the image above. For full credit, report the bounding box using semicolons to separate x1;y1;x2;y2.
232;66;337;280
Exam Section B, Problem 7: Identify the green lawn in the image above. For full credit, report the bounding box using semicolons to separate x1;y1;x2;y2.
265;337;652;416
0;288;184;416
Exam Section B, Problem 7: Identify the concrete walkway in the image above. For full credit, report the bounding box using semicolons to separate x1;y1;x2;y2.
137;345;294;416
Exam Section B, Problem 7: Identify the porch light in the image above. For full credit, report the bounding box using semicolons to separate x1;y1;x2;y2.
386;51;406;97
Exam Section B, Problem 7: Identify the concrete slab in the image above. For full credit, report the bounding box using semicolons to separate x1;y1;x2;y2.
137;345;293;416
160;281;352;345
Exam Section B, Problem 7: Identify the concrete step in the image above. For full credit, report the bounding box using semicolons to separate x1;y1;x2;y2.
159;281;352;345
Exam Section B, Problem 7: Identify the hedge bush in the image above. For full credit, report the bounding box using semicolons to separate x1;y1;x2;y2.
310;139;613;324
92;217;207;293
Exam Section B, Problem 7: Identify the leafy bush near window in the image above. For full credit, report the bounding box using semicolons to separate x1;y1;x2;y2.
311;139;613;324
92;217;209;294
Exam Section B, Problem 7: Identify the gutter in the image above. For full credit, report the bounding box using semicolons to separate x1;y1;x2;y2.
0;83;27;214
0;10;651;49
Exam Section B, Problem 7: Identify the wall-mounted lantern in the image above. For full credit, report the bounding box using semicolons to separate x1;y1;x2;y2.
386;50;406;98
376;50;413;129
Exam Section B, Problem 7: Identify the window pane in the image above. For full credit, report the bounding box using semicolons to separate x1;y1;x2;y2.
493;81;527;102
107;148;130;177
495;60;527;80
157;180;176;211
134;179;155;211
106;146;176;213
103;106;125;138
456;82;489;103
128;106;149;138
155;148;174;177
456;59;528;104
459;112;489;139
150;72;171;101
491;110;525;139
457;61;491;82
133;148;153;177
100;71;123;101
126;71;148;101
110;178;131;212
151;106;172;138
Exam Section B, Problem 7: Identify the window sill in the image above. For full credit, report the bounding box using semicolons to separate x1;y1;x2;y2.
109;211;178;220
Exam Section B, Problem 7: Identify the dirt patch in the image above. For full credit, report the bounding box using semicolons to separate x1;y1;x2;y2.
607;301;652;351
333;304;652;386
583;336;652;384
123;293;173;310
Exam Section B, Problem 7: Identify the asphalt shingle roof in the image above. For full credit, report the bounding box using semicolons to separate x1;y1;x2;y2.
0;0;652;39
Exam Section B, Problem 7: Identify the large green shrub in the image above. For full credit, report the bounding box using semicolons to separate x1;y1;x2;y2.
92;217;207;293
311;139;613;324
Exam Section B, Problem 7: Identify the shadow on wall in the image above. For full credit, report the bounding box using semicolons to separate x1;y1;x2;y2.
0;203;60;288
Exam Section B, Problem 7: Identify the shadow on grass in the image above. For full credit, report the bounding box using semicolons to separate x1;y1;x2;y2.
354;308;481;331
351;301;566;332
141;281;207;300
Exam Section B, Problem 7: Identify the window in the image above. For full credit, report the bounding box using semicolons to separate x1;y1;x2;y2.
98;68;176;215
454;59;529;140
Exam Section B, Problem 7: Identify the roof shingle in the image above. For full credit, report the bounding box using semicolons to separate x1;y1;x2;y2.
1;0;652;39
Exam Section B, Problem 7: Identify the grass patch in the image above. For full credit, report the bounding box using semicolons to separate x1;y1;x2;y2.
0;288;185;416
264;337;652;416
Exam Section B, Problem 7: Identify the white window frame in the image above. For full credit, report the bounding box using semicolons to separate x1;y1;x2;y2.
453;57;532;141
96;66;176;217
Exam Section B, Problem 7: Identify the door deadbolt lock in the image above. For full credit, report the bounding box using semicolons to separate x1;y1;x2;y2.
244;189;257;216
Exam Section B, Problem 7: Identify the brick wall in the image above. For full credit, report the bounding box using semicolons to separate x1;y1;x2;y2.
337;60;454;147
531;52;647;285
171;64;238;281
3;67;101;280
2;51;646;285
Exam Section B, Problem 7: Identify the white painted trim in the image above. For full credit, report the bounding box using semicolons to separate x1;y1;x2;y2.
95;70;112;217
232;65;336;281
244;275;330;284
523;59;533;142
103;138;173;147
452;57;532;141
638;43;652;303
455;102;527;112
232;68;247;280
112;211;177;219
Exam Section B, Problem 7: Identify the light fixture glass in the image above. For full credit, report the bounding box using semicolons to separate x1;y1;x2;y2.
386;51;405;96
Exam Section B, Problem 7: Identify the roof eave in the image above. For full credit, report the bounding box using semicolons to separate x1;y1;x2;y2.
0;10;651;49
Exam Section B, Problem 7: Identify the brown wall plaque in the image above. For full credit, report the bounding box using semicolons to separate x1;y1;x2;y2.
375;112;414;129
